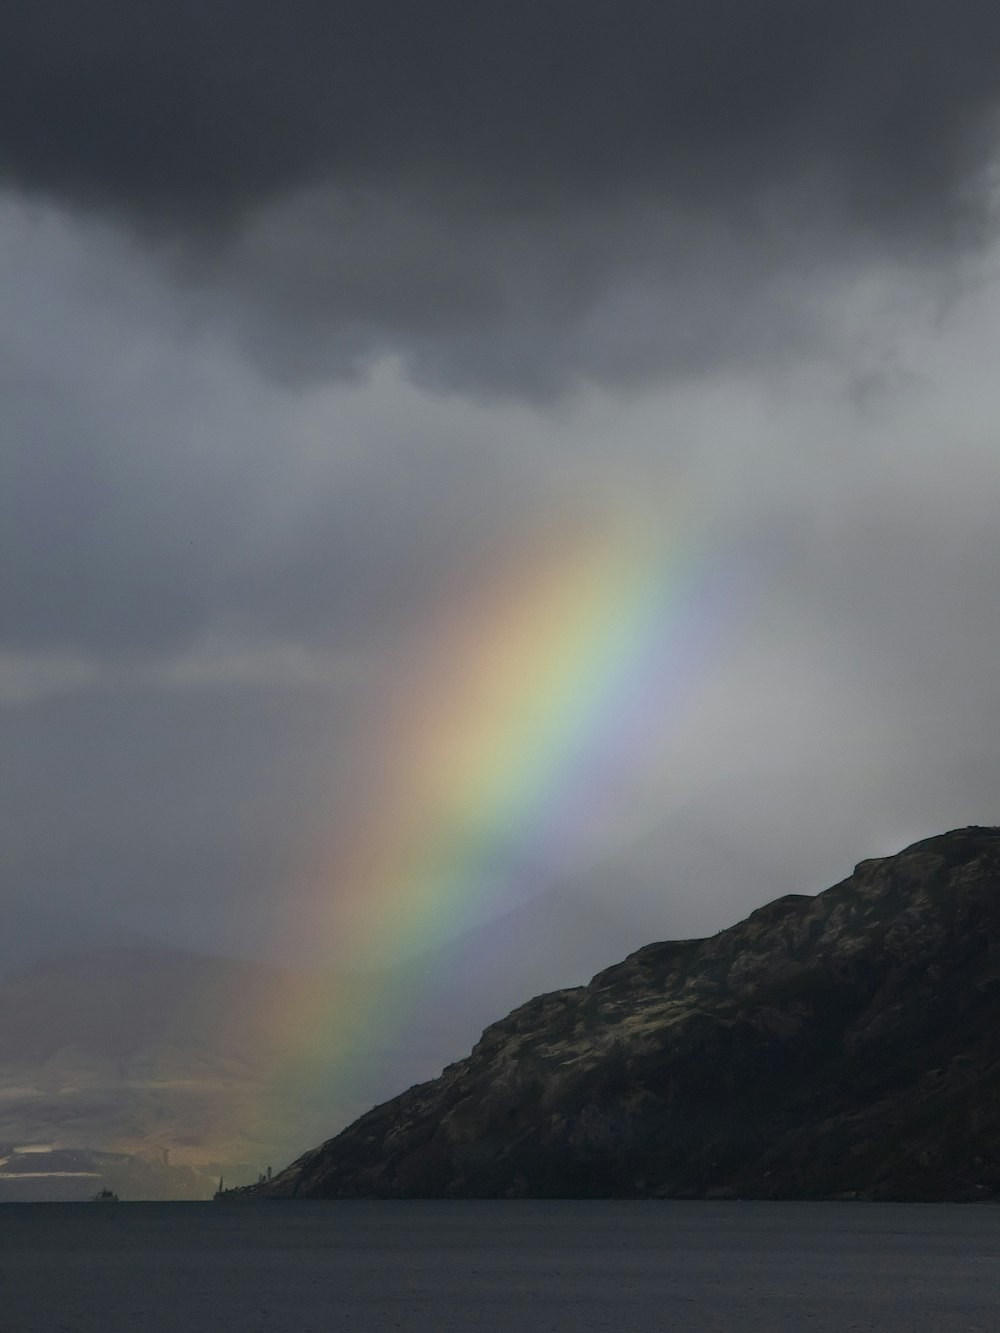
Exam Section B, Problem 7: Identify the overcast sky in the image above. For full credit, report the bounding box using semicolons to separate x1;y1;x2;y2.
5;1;1000;976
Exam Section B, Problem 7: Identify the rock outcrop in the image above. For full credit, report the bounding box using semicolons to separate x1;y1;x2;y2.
249;827;1000;1200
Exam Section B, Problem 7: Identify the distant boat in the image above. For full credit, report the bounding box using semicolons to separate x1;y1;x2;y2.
91;1187;119;1202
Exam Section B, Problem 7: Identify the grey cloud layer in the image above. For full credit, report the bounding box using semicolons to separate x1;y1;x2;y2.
5;3;1000;394
6;3;1000;978
5;1;1000;226
0;203;579;657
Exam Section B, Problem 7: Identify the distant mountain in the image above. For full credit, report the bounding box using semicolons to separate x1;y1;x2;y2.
0;902;154;980
376;882;651;1062
249;827;1000;1201
0;1145;214;1202
0;897;636;1196
0;945;328;1182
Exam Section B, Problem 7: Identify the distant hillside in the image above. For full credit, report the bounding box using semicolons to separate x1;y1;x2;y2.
0;873;661;1195
0;1145;214;1202
376;881;652;1053
0;903;153;981
249;827;1000;1201
0;946;321;1178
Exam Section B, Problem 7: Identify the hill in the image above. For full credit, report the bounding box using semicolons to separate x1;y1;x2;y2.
0;1144;213;1202
248;827;1000;1200
0;945;319;1180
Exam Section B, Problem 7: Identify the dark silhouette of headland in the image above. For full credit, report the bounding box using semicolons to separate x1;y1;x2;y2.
243;827;1000;1202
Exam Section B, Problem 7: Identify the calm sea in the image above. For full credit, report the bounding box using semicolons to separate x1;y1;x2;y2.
2;1200;999;1331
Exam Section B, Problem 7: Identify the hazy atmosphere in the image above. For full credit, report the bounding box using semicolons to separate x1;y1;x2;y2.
5;2;1000;1180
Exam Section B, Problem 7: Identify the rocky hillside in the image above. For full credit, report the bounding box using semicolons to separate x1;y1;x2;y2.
248;827;1000;1201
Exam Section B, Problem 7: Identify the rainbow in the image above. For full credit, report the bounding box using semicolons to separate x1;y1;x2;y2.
262;493;731;1152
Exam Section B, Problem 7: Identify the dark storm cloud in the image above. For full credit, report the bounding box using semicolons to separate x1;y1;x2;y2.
1;365;544;658
4;1;1000;229
0;201;566;660
7;0;1000;986
4;3;1000;394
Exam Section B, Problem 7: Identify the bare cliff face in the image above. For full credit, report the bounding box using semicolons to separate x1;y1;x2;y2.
249;828;1000;1201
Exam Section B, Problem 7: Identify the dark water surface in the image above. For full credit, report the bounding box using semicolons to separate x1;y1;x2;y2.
2;1200;1000;1331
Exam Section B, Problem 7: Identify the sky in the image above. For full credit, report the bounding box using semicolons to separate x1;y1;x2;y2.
5;1;1000;984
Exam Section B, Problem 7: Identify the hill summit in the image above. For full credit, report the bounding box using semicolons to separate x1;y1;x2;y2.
247;827;1000;1201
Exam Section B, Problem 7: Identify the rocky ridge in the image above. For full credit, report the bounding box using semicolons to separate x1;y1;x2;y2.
248;827;1000;1200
